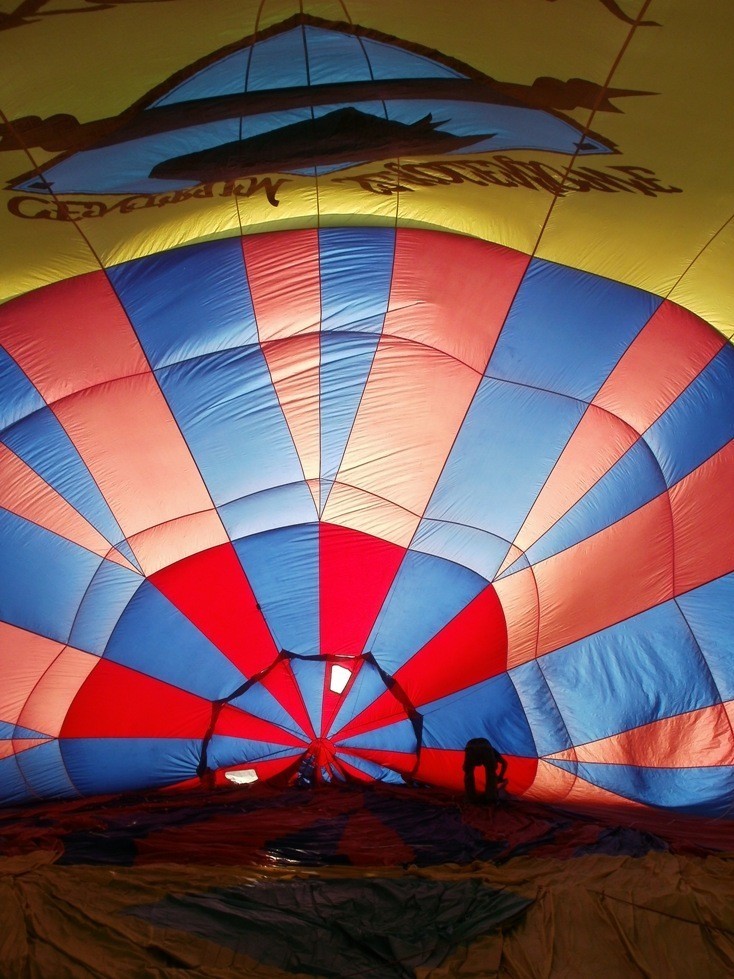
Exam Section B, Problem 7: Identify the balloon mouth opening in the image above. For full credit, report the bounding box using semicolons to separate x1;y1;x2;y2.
203;648;425;788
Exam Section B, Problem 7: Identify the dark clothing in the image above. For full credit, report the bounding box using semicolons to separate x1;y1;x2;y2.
463;738;507;803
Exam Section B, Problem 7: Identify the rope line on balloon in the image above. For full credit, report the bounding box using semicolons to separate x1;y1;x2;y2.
196;647;425;783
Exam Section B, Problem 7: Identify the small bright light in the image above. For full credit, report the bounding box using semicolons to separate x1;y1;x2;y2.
224;769;258;784
330;664;351;694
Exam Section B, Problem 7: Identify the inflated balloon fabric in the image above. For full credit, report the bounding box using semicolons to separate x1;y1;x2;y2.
0;1;733;817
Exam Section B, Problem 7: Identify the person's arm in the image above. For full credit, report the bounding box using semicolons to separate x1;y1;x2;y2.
497;753;508;780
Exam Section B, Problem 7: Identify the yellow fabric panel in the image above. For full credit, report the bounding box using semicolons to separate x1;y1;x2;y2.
0;0;733;346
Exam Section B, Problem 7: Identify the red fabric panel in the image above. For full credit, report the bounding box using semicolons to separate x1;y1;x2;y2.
334;584;507;737
211;752;301;787
60;659;211;738
257;659;317;742
214;704;307;749
670;440;734;594
330;692;406;743
415;748;537;795
320;658;364;741
391;584;507;708
319;523;407;656
150;542;278;678
339;748;417;778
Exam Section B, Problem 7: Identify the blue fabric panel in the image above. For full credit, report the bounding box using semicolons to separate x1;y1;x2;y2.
16;739;78;799
239;107;313;140
523;437;668;567
507;661;569;756
304;26;373;84
383;100;610;156
2;407;126;547
0;722;48;740
495;551;530;580
367;549;487;675
152;48;251;106
108;238;257;370
336;751;405;783
247;28;308;91
104;580;245;700
207;736;301;770
114;539;141;571
0;509;102;643
289;658;326;737
17;120;242;196
421;673;537;757
69;561;143;655
319;478;334;514
426;378;586;544
319;227;394;334
320;333;383;483
234;524;319;656
0;347;44;432
487;260;660;400
550;759;734;817
677;574;734;700
61;738;201;795
230;684;309;742
327;663;396;739
644;343;734;485
0;755;34;805
157;346;304;507
412;519;508;582
538;601;718;748
360;37;466;79
219;481;318;541
340;718;417;754
318;227;394;484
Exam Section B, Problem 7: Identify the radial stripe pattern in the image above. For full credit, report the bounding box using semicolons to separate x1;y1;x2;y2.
1;226;733;815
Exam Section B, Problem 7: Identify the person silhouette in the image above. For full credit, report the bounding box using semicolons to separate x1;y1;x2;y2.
463;738;508;803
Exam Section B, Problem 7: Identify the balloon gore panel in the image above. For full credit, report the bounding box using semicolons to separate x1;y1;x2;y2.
0;228;732;815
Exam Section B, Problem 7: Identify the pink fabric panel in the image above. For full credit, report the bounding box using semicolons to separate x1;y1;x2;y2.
0;270;148;405
493;567;540;668
670;440;734;595
593;300;725;434
333;337;481;521
549;703;734;768
321;481;419;547
51;374;219;569
260;334;321;490
17;646;98;739
386;230;530;372
0;623;66;726
0;444;137;571
534;493;674;656
241;230;321;343
127;509;228;577
508;405;640;564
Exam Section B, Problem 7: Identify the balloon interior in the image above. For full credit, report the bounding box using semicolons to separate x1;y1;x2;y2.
1;3;734;975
